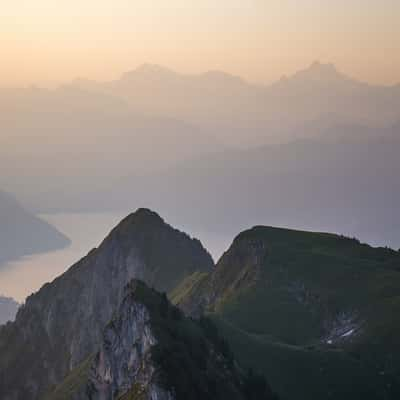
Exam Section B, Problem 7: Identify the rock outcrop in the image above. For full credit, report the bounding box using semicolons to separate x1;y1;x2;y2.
45;280;276;400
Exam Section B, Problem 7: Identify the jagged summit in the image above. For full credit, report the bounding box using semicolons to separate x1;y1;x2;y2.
123;207;165;222
118;64;248;88
289;60;353;83
121;63;179;81
101;209;213;276
309;60;338;73
112;207;166;231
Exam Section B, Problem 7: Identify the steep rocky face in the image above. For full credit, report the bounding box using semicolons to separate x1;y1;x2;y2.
0;209;213;400
174;226;400;400
51;282;174;400
89;299;158;399
87;287;173;400
45;280;276;400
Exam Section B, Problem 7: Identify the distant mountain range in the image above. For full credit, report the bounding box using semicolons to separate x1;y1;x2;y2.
136;122;400;249
0;190;70;265
0;296;19;325
43;121;398;249
68;61;400;146
0;62;399;248
1;209;399;399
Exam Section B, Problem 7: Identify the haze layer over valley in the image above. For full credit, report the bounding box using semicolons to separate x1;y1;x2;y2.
1;62;399;249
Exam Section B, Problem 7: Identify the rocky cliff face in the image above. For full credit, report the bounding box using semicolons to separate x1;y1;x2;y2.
89;299;159;400
45;280;276;400
0;209;213;400
54;282;175;400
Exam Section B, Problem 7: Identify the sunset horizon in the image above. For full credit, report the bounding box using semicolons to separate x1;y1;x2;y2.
1;1;400;87
1;2;400;400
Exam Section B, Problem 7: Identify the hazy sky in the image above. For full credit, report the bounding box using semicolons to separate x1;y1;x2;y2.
1;0;399;87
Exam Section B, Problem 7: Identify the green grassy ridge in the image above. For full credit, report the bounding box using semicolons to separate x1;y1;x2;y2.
217;237;400;346
169;270;209;305
174;225;400;399
236;226;399;267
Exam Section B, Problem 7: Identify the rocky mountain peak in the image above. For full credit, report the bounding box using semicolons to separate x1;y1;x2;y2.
0;210;213;400
115;207;166;229
121;64;179;82
284;60;355;87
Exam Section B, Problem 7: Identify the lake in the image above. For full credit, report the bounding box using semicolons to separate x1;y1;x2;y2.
0;212;231;303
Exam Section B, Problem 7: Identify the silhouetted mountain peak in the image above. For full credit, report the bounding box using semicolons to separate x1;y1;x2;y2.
294;61;347;82
118;207;165;228
121;63;179;81
310;60;338;73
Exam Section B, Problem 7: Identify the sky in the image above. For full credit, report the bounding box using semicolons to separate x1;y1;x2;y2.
1;0;399;87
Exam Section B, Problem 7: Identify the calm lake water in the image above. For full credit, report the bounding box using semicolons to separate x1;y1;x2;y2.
0;212;231;303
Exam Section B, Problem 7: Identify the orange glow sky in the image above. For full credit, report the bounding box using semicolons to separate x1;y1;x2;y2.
1;0;399;87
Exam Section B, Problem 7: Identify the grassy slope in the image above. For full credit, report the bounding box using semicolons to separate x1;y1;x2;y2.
174;226;400;400
213;316;387;400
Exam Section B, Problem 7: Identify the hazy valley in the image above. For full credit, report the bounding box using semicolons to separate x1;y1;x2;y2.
1;62;399;250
